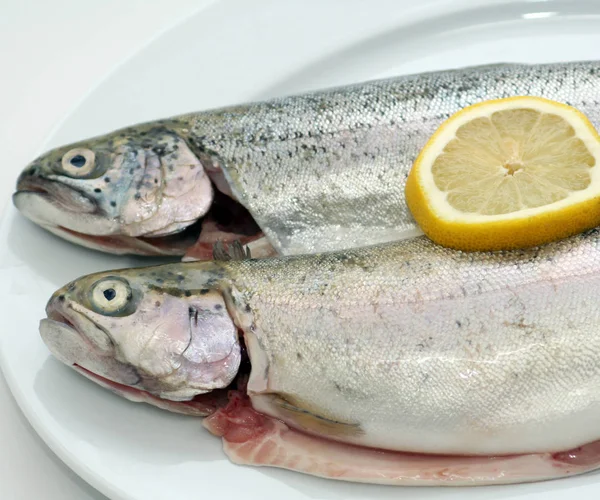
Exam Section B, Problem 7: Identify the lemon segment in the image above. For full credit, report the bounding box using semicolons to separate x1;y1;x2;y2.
405;96;600;251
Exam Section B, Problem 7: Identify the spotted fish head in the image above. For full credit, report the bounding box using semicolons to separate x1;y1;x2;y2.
40;262;241;413
13;123;213;255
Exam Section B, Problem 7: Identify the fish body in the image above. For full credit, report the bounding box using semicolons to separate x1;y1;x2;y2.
40;228;600;483
15;61;600;258
224;230;600;457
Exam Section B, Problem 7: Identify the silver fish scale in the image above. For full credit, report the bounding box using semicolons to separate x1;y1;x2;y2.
184;61;600;256
223;229;600;455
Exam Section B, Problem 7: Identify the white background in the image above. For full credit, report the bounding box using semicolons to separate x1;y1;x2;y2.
0;2;201;498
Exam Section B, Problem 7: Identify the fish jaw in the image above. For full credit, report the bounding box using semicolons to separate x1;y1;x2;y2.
45;224;199;256
13;171;202;256
205;390;600;485
40;316;139;390
13;200;196;257
73;364;227;416
40;317;227;416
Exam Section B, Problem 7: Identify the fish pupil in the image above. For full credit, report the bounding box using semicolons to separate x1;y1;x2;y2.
70;155;86;168
103;288;116;301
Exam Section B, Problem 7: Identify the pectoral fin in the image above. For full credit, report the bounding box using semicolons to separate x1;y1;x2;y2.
212;240;251;261
270;394;364;439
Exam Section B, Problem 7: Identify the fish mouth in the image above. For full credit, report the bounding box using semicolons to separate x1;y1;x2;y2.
41;305;228;416
15;181;49;196
13;175;190;255
15;175;98;214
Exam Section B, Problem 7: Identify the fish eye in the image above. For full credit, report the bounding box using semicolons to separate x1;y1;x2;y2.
61;148;96;177
90;277;132;315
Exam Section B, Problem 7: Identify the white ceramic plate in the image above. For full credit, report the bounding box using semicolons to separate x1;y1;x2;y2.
3;0;600;498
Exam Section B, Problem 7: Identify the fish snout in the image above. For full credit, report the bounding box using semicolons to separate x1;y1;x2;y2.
44;286;71;319
13;169;55;224
39;312;141;389
15;164;46;192
44;288;116;355
40;289;88;366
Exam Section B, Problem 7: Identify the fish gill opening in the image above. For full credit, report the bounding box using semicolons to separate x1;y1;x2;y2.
189;326;251;408
134;189;266;258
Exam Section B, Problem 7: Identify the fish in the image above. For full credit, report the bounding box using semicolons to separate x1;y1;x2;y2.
39;227;600;485
14;60;600;260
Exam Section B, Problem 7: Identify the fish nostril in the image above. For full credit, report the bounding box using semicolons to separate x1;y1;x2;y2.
45;288;70;317
16;164;39;183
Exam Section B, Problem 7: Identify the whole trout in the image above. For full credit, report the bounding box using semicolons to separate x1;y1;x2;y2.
40;229;600;484
14;61;600;259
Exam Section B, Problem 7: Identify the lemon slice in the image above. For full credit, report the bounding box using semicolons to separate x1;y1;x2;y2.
405;96;600;251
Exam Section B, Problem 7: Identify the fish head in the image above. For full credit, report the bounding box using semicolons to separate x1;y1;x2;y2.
13;123;213;256
40;263;241;412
